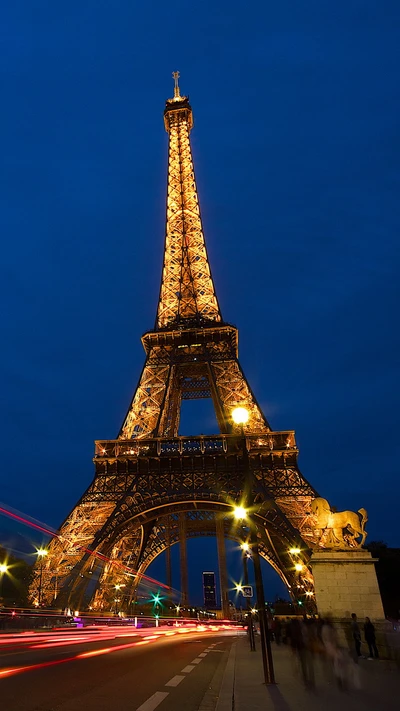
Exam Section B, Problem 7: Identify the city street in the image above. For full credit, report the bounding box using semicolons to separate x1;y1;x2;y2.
0;625;235;711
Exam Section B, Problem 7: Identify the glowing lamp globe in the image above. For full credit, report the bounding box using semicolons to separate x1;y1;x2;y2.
232;407;249;425
233;506;247;520
0;563;8;574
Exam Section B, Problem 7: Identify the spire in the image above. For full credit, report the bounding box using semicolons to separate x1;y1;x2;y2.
156;73;222;330
172;70;181;100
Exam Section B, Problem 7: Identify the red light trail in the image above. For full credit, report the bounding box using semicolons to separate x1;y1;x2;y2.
0;624;232;679
0;504;56;538
0;501;171;592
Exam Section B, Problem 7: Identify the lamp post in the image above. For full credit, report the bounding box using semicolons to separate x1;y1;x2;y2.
232;407;275;685
152;593;161;623
241;543;256;652
36;549;48;607
114;584;126;615
0;563;9;603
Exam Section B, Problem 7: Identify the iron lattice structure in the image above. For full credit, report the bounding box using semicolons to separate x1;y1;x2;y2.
31;76;318;612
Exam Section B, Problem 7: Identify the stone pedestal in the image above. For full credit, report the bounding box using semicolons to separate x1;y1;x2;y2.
310;549;384;620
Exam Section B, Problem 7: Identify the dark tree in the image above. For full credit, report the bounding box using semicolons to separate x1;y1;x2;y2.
367;541;400;619
0;546;33;607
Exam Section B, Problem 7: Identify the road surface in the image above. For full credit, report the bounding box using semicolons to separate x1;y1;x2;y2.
0;624;236;711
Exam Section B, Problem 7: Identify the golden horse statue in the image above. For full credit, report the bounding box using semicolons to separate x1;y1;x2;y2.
311;497;368;548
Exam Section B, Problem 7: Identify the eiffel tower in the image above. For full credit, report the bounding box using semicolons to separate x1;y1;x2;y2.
32;73;319;615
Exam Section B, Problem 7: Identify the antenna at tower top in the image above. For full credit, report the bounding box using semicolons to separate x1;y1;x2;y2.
172;70;181;100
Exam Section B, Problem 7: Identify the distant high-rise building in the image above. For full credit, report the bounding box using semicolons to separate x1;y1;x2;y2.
203;571;217;608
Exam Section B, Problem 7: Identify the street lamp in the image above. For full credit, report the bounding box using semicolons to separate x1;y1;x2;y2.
114;584;126;614
114;598;121;614
0;563;9;602
36;549;48;607
233;506;247;520
239;543;256;652
152;593;162;620
231;407;275;685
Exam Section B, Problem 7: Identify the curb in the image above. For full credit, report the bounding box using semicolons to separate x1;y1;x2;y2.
215;639;237;711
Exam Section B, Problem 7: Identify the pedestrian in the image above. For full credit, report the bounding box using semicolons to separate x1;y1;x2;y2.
351;613;362;658
364;617;379;659
322;616;361;691
282;618;290;645
289;618;315;688
274;618;282;645
322;616;341;682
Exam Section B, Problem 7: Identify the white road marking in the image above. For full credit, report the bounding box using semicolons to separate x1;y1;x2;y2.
165;674;185;687
198;652;207;657
136;691;169;711
191;657;203;664
181;664;195;673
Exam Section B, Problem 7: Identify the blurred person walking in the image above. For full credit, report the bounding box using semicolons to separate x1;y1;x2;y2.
351;613;362;658
364;617;379;659
274;617;282;645
323;616;361;691
289;618;315;689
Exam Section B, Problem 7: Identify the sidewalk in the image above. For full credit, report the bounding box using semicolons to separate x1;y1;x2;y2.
217;631;400;711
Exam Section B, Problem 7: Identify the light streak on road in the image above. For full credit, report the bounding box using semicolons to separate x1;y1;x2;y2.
0;624;233;680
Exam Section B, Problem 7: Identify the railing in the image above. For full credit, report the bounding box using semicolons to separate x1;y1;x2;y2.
94;432;297;459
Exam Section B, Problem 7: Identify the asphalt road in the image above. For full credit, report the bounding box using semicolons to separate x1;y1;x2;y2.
0;626;237;711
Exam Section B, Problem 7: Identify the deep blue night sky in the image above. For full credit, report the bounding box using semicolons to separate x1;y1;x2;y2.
1;2;399;604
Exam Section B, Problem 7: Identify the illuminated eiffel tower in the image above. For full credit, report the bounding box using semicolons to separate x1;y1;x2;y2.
31;73;318;615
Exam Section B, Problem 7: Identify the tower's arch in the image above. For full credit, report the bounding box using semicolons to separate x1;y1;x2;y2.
49;496;315;612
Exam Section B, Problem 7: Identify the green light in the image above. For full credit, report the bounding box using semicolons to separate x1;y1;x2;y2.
155;614;159;619
298;601;303;606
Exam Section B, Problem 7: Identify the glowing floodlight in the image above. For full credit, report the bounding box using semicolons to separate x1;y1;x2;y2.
233;506;247;520
232;407;249;425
